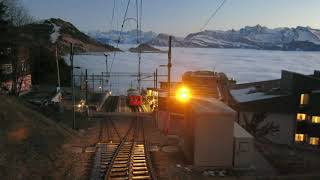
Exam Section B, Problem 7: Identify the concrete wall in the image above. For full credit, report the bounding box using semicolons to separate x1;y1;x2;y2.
239;112;295;145
193;113;234;167
158;99;235;168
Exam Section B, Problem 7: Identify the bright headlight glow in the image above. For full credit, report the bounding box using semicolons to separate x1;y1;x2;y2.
176;86;191;102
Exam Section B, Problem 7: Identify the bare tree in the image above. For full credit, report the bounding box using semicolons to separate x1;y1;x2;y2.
2;0;33;27
243;112;279;138
9;47;30;96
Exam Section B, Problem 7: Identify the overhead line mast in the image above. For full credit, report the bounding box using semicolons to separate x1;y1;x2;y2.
136;0;142;92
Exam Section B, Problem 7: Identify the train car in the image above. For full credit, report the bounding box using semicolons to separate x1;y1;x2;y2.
127;88;143;106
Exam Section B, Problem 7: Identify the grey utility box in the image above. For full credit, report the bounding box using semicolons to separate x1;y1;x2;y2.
180;98;235;168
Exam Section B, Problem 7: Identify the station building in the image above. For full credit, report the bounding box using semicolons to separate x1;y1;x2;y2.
230;70;320;146
150;71;254;168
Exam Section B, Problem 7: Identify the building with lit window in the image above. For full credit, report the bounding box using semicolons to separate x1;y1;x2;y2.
0;47;31;94
230;70;320;146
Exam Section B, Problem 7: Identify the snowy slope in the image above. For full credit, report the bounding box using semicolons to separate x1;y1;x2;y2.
148;33;184;47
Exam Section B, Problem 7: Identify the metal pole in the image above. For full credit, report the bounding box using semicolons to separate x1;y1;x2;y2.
153;71;156;89
138;53;141;92
105;54;109;90
85;69;88;103
105;54;109;75
101;72;104;92
155;68;158;89
92;73;94;91
70;43;76;130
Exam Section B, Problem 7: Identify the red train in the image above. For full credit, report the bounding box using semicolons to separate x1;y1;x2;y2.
127;88;143;106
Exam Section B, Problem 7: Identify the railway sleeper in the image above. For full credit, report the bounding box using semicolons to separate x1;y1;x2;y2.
114;160;129;164
110;171;128;177
132;175;150;180
109;177;129;180
132;163;147;167
133;154;145;157
133;156;145;160
112;163;128;168
100;164;108;169
115;157;129;161
132;170;149;175
111;167;129;172
117;154;130;158
133;166;148;171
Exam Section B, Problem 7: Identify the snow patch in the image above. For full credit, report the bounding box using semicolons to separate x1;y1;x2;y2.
50;23;61;44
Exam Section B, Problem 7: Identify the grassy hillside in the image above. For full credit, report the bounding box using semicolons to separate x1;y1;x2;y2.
0;95;79;179
10;18;121;85
17;18;120;54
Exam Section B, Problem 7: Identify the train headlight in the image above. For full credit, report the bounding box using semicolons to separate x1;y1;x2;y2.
176;86;191;103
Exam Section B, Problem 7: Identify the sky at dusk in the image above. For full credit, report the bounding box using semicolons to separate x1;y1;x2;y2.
23;0;320;36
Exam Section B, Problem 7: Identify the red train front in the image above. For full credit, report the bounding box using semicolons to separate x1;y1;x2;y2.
127;88;143;106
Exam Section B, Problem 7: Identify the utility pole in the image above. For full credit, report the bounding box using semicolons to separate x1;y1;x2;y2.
168;36;172;98
104;53;109;90
138;55;141;92
85;69;88;103
70;43;76;130
166;36;172;135
92;73;95;91
153;71;156;89
101;72;104;92
155;68;158;89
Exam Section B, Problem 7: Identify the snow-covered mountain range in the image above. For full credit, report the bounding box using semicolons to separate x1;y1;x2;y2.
88;25;320;51
181;25;320;50
87;30;157;44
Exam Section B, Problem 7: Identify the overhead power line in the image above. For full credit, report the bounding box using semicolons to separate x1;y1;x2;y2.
200;0;227;31
109;0;116;33
109;0;132;75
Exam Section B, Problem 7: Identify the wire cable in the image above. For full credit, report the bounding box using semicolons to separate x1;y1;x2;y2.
200;0;227;31
109;0;131;75
109;0;116;33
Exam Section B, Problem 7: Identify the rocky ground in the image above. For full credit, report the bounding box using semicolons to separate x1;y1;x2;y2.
0;95;81;179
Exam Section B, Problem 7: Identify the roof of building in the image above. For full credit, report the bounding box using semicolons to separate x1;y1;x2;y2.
192;97;236;115
229;70;320;113
234;122;253;138
230;87;283;103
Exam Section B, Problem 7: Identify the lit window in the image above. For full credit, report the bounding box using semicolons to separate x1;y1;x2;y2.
309;137;319;145
295;134;305;142
312;116;320;123
296;113;307;121
300;94;309;105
